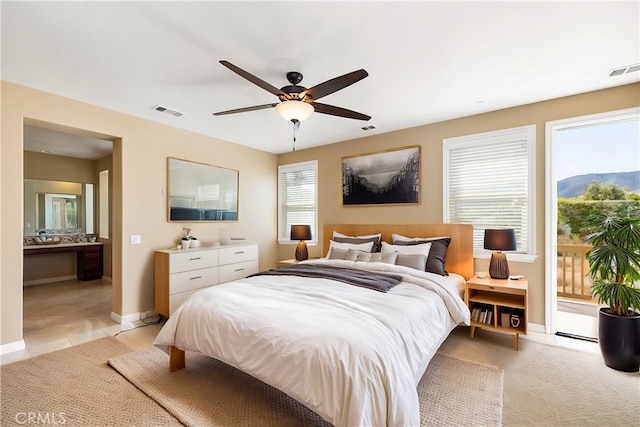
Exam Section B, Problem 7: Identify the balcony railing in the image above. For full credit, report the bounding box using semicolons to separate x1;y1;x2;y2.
557;244;595;301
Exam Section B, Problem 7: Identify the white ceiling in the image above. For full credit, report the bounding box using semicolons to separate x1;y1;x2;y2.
4;1;639;156
23;125;114;160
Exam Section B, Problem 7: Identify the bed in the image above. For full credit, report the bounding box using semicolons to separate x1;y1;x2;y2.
154;223;473;426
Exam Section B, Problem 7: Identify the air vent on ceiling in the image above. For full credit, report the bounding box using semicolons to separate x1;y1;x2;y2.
361;125;376;131
608;64;640;78
151;104;185;117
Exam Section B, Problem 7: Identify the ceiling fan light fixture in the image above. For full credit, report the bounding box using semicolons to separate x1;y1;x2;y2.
275;100;314;122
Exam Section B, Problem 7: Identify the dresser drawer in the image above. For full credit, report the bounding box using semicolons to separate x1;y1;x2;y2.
171;266;219;294
170;250;219;273
219;260;258;283
83;245;103;254
468;281;526;296
156;245;259;318
219;244;258;265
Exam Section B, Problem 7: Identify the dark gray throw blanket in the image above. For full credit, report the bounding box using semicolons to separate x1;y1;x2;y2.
249;263;403;292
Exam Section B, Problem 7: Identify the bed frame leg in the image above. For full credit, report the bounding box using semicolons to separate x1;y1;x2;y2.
169;346;185;371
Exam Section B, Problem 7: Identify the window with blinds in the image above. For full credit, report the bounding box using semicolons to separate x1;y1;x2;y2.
443;125;535;255
278;160;318;243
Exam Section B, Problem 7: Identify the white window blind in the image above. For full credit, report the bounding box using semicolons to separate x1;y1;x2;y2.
278;160;318;243
443;125;535;255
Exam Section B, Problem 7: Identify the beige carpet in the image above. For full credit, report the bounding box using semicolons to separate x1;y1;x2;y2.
4;328;638;427
439;327;640;426
0;337;180;426
108;345;504;427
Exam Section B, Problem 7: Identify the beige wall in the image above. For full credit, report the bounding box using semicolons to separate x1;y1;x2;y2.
1;81;278;346
24;150;97;183
2;80;637;347
277;83;640;326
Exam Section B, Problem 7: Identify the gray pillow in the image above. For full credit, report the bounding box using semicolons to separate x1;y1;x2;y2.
395;254;428;271
351;250;398;264
393;237;451;276
327;247;349;260
333;235;382;252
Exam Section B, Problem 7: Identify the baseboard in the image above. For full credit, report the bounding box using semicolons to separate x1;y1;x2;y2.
23;275;77;286
0;339;26;356
111;310;159;325
528;322;545;334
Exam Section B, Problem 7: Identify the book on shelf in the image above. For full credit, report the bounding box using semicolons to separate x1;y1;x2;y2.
486;311;493;325
471;307;481;322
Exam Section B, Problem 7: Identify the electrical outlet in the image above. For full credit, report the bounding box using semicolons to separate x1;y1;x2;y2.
130;234;141;245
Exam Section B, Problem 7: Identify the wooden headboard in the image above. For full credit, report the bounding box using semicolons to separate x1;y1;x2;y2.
323;224;474;280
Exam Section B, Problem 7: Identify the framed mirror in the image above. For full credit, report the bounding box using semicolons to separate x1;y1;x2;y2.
24;179;94;235
167;157;239;222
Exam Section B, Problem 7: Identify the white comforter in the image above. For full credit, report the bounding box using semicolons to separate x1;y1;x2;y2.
154;259;470;427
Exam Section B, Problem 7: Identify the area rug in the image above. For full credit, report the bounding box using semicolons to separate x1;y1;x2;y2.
109;346;504;427
0;337;180;426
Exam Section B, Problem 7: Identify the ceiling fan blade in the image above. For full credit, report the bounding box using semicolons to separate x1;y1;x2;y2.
213;103;278;116
311;102;371;121
219;60;287;98
304;69;368;101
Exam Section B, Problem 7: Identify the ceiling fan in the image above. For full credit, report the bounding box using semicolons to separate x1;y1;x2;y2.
213;60;371;124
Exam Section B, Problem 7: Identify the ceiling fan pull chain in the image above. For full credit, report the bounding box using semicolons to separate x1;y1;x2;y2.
290;119;300;151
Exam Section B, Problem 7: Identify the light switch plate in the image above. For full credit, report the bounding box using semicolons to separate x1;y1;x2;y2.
130;234;141;245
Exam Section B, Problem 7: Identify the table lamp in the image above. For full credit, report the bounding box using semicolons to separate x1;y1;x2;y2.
290;224;312;261
484;229;517;279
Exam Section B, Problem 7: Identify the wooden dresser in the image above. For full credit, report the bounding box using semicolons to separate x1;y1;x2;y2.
154;243;258;317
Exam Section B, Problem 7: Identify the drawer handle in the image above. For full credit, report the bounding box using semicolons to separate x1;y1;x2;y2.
189;257;202;261
189;276;202;280
234;268;245;272
234;251;245;254
488;286;495;289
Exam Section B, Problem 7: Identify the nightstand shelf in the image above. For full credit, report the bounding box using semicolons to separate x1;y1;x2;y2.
465;276;528;350
468;291;525;308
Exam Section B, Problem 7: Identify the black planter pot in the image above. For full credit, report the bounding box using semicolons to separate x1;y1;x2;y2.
598;307;640;372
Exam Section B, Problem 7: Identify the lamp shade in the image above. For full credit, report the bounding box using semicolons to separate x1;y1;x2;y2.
290;224;312;241
276;100;314;122
484;229;517;251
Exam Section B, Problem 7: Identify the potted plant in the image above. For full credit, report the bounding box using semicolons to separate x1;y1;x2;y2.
180;237;190;250
188;235;200;248
585;215;640;372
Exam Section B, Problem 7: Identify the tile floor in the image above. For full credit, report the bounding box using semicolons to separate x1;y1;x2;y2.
1;279;163;365
1;278;598;366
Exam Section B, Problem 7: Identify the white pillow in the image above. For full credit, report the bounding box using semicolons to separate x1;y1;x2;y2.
333;231;382;240
381;241;432;260
326;240;374;258
392;233;450;243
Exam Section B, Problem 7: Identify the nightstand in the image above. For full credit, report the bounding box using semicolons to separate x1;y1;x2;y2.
465;275;528;350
